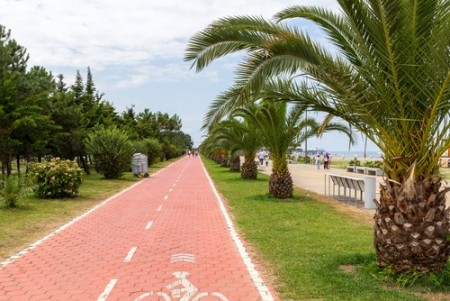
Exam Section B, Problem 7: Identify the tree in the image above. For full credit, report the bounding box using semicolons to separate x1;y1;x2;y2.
12;66;57;171
71;70;83;105
236;101;327;198
119;106;139;140
0;25;29;175
205;114;261;179
185;0;450;273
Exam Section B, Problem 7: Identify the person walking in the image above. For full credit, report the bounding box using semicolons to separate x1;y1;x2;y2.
258;149;266;166
315;154;321;170
323;152;329;169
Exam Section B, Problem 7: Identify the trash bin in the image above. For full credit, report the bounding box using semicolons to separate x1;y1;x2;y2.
131;153;149;177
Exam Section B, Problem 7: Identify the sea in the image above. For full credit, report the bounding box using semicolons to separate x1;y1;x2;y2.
326;150;383;159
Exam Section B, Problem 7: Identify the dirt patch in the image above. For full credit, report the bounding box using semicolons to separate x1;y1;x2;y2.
415;292;450;301
339;265;357;273
296;187;375;227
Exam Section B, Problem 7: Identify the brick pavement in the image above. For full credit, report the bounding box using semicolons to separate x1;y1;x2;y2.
0;157;277;301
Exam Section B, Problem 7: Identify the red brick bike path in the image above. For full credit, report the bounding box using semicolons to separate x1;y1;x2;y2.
0;157;277;301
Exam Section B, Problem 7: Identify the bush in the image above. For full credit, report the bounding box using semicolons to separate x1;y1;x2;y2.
85;127;134;179
132;140;147;154
143;138;162;165
349;158;361;166
162;143;179;160
31;158;83;198
363;160;383;168
297;156;312;164
0;175;30;207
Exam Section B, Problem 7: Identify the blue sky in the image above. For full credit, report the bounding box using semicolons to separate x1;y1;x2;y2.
0;0;378;153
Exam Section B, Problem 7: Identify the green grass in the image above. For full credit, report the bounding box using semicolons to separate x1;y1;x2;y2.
0;159;177;261
203;158;430;301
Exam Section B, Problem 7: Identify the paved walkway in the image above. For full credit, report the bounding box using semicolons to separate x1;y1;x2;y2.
0;157;276;301
259;161;449;206
258;161;382;202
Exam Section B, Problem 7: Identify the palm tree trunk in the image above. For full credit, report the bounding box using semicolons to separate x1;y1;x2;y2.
269;169;293;199
241;157;257;179
374;177;450;273
229;156;240;172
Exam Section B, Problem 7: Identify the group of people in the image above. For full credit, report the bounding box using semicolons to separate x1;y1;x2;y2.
315;152;331;170
188;150;198;157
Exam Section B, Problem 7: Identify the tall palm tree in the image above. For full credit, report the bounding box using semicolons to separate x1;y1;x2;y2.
207;117;261;179
186;0;450;273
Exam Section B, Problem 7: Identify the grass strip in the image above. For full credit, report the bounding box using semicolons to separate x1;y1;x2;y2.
203;158;424;301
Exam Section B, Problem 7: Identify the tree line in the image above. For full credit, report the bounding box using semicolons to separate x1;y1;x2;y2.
0;25;193;176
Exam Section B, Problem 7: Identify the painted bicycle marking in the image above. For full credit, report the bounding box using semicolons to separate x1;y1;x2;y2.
170;253;196;263
135;271;228;301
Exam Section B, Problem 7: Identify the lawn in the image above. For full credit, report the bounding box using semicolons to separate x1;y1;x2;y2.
203;158;448;301
0;160;175;261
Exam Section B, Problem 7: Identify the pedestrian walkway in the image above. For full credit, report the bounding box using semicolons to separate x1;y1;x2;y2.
0;157;276;301
258;161;382;199
258;161;449;206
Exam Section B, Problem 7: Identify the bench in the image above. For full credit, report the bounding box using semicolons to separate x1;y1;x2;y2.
324;174;377;209
326;174;364;201
346;166;355;172
355;167;366;174
366;167;383;176
347;166;383;176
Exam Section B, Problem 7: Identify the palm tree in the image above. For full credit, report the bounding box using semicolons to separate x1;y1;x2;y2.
236;101;311;198
206;117;261;179
186;0;450;273
236;101;352;198
199;134;230;166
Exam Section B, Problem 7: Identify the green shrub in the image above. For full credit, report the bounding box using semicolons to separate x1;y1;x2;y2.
132;140;147;154
349;158;361;166
0;175;30;207
143;138;162;165
297;156;312;164
162;143;179;160
31;158;83;198
85;127;134;179
363;160;383;168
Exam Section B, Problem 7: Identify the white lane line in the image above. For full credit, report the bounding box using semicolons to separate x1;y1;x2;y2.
164;195;169;201
156;205;162;212
145;221;153;230
124;247;137;263
98;279;117;301
200;159;275;301
169;188;173;192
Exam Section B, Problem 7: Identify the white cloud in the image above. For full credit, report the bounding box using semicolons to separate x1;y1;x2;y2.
1;0;356;148
0;0;338;70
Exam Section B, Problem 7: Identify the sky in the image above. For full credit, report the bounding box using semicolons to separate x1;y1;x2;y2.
0;0;379;154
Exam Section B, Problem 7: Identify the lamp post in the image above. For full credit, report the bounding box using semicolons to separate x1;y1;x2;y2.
304;109;308;163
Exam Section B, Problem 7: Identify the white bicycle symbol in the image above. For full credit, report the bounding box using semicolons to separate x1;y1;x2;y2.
135;271;228;301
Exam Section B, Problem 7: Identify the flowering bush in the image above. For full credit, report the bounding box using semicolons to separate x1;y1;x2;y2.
31;158;83;198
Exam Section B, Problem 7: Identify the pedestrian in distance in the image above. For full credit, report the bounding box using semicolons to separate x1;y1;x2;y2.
258;149;266;166
315;154;321;170
323;153;329;169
